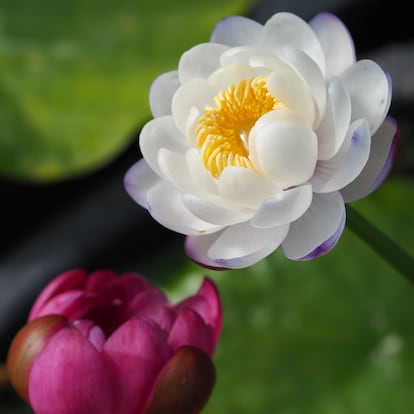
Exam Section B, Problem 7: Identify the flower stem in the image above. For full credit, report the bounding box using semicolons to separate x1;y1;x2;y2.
346;205;414;284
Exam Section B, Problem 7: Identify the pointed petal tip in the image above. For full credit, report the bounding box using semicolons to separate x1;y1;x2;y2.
29;269;88;321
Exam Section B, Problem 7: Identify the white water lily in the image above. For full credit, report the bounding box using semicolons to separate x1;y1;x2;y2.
125;11;399;269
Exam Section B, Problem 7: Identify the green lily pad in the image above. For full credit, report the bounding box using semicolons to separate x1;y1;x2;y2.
0;0;254;182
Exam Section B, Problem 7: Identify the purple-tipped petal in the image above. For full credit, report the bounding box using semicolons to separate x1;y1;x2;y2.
186;221;289;269
341;116;400;202
29;327;113;414
282;191;345;260
294;208;346;260
124;159;161;209
185;232;229;271
168;308;215;357
29;269;88;321
146;181;221;235
103;319;171;414
311;119;371;193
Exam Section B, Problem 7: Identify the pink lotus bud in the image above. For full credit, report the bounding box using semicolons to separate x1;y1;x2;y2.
7;269;223;414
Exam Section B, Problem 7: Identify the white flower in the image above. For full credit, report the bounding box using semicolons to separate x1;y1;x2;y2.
125;11;398;269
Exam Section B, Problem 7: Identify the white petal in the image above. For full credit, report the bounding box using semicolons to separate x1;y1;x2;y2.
139;115;187;176
252;108;309;133
149;71;180;117
340;60;391;134
316;77;351;160
124;159;161;208
139;115;186;175
147;181;221;235
186;148;219;196
279;46;327;127
282;191;345;260
183;105;202;147
341;116;399;202
252;121;318;188
217;166;280;209
158;148;197;193
210;16;263;47
220;46;274;68
186;221;289;269
208;63;259;91
171;78;216;134
309;12;356;79
311;119;371;193
266;67;315;127
178;43;229;84
182;194;252;226
159;148;228;205
252;184;313;228
260;12;326;75
248;54;290;78
185;232;228;269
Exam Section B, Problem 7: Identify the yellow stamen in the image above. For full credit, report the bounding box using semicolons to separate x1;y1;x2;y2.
196;76;281;178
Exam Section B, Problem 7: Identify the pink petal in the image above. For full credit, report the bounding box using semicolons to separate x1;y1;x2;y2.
72;320;106;352
85;269;118;292
31;291;90;321
29;269;88;321
119;272;153;294
29;327;113;414
126;287;170;324
87;271;150;306
168;308;215;357
103;319;171;414
176;278;223;342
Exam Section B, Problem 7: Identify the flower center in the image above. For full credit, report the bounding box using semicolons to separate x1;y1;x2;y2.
195;76;282;178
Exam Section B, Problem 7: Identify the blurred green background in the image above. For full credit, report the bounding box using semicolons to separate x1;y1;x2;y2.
1;0;413;413
0;0;252;182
